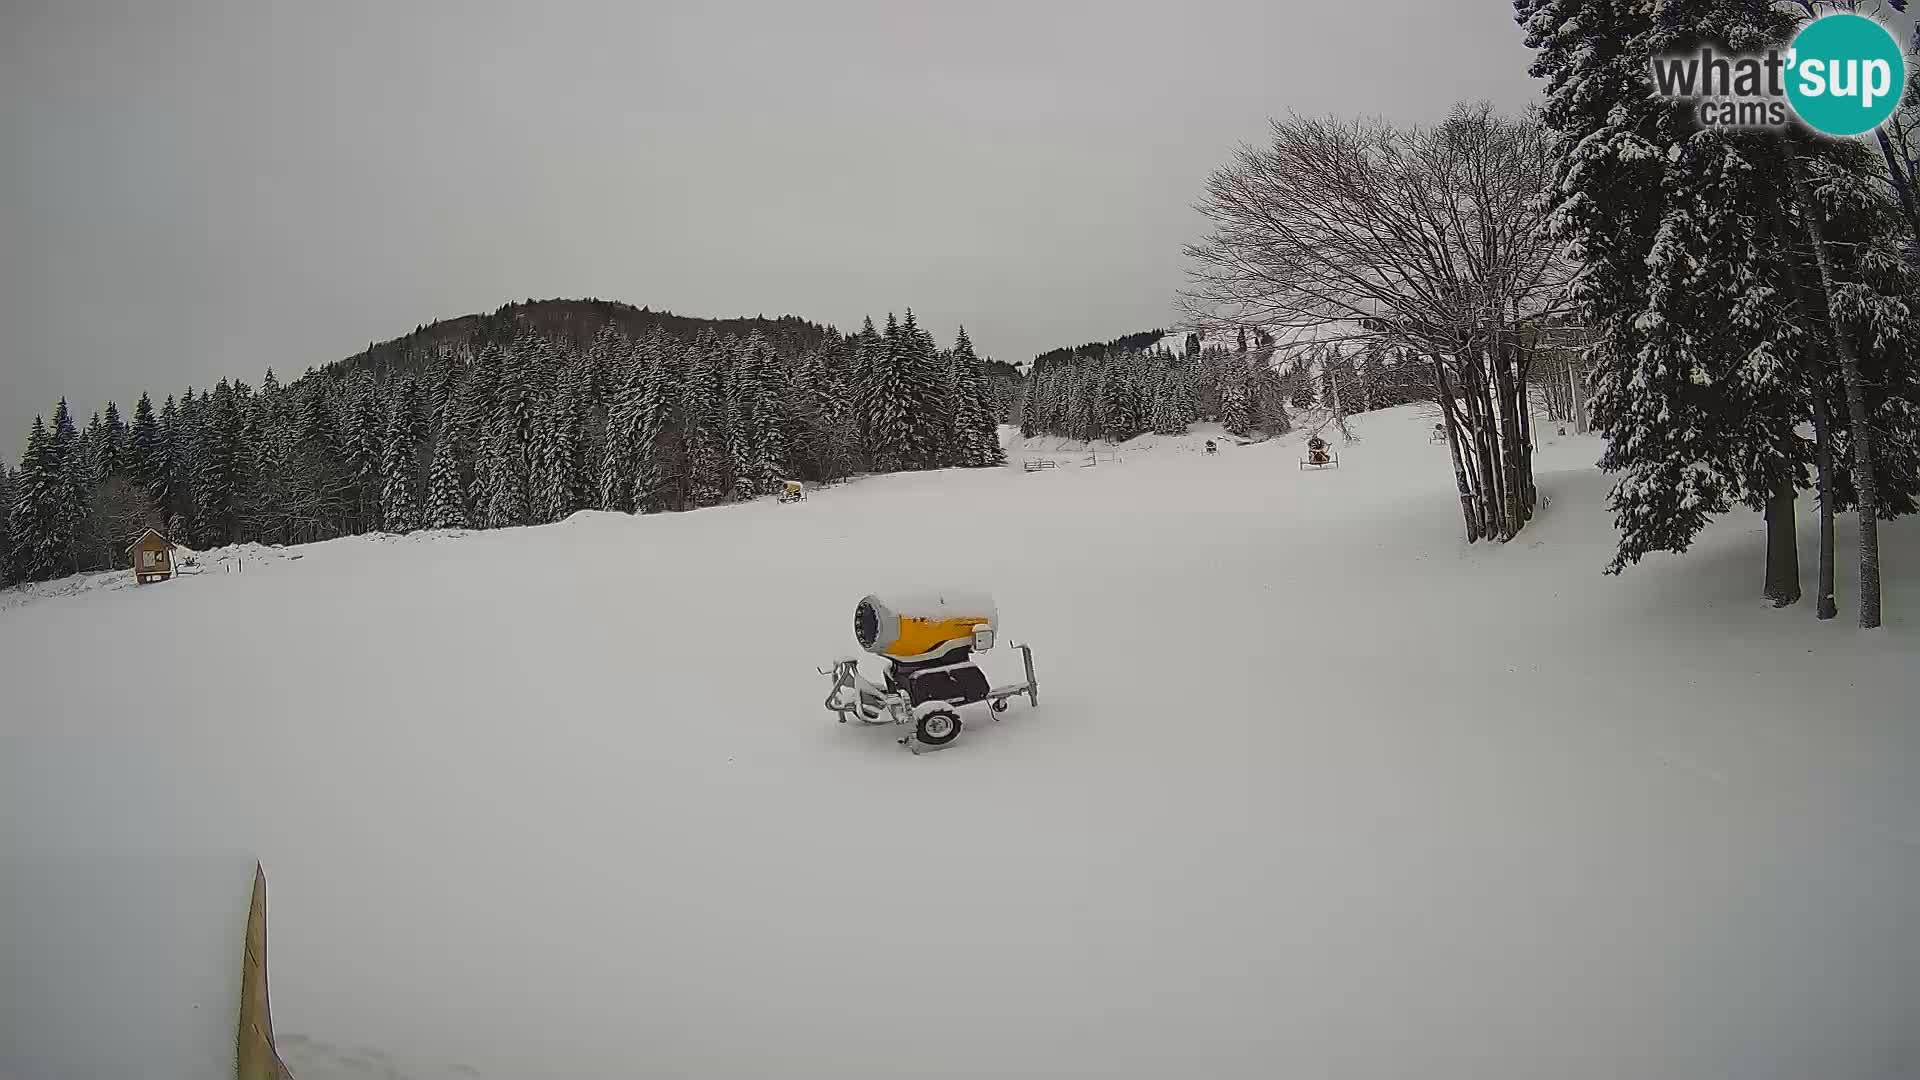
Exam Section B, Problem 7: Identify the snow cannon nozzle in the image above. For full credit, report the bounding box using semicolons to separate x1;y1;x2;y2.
853;591;998;662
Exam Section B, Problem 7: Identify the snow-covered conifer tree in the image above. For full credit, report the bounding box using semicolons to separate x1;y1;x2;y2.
99;401;128;483
627;339;683;511
598;360;642;514
151;395;188;535
531;387;585;524
680;334;730;507
129;393;162;495
1219;366;1254;437
81;412;106;485
340;370;385;527
944;328;998;466
425;425;470;530
189;381;246;546
738;333;789;492
478;416;530;529
895;311;948;468
380;378;428;533
849;317;882;464
0;464;15;585
1525;0;1809;581
459;344;503;449
862;314;913;472
8;417;80;581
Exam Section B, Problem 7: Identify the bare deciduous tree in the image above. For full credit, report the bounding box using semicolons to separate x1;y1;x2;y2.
1183;102;1570;542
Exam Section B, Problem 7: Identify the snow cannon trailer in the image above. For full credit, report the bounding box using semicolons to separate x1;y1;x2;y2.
1300;434;1339;470
820;591;1039;754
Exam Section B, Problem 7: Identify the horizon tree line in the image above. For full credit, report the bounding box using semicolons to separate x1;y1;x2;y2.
1013;326;1437;445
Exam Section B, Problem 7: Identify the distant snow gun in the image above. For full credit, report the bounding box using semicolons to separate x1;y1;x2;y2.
1301;433;1339;470
819;590;1039;753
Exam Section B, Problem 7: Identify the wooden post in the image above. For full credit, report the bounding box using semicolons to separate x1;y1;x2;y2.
237;864;294;1080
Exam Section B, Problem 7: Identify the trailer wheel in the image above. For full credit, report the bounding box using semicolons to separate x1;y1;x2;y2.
916;707;962;746
990;698;1009;714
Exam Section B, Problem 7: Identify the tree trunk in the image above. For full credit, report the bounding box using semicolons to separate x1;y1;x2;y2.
1505;342;1536;523
1763;482;1801;607
1433;357;1481;543
1465;377;1498;536
1810;389;1839;621
1787;137;1884;629
1490;340;1522;532
1570;359;1590;435
1505;379;1526;526
1327;363;1349;442
1323;351;1355;442
1465;357;1509;540
1779;228;1839;622
1520;395;1537;517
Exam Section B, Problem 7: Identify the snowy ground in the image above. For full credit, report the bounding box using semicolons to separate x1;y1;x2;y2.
3;405;1918;1080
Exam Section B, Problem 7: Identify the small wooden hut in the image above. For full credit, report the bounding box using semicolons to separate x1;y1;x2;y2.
128;529;177;584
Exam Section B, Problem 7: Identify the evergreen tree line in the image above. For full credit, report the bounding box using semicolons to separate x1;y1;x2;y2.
1015;333;1433;443
341;298;838;386
1029;328;1169;368
1520;0;1920;627
2;310;1007;586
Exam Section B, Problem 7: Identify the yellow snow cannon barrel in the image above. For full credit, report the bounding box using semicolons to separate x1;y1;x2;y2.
854;591;998;662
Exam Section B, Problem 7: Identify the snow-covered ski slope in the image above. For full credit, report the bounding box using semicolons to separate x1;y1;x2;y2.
4;405;1917;1080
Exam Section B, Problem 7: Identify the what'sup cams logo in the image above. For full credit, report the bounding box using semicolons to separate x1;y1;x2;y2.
1652;13;1907;137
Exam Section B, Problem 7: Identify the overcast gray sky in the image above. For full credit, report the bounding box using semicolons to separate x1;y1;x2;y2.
1;0;1538;448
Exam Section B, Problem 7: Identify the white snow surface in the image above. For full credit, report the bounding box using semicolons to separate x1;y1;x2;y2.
2;852;259;1080
4;405;1919;1080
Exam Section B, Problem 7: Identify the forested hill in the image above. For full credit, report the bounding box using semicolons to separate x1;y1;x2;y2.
2;300;1019;587
1030;329;1168;368
330;298;838;382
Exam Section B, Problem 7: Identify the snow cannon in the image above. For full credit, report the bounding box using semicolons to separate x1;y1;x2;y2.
1300;434;1339;470
822;590;1039;754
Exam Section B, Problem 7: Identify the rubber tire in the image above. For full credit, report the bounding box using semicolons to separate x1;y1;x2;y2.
916;707;962;746
990;698;1009;714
